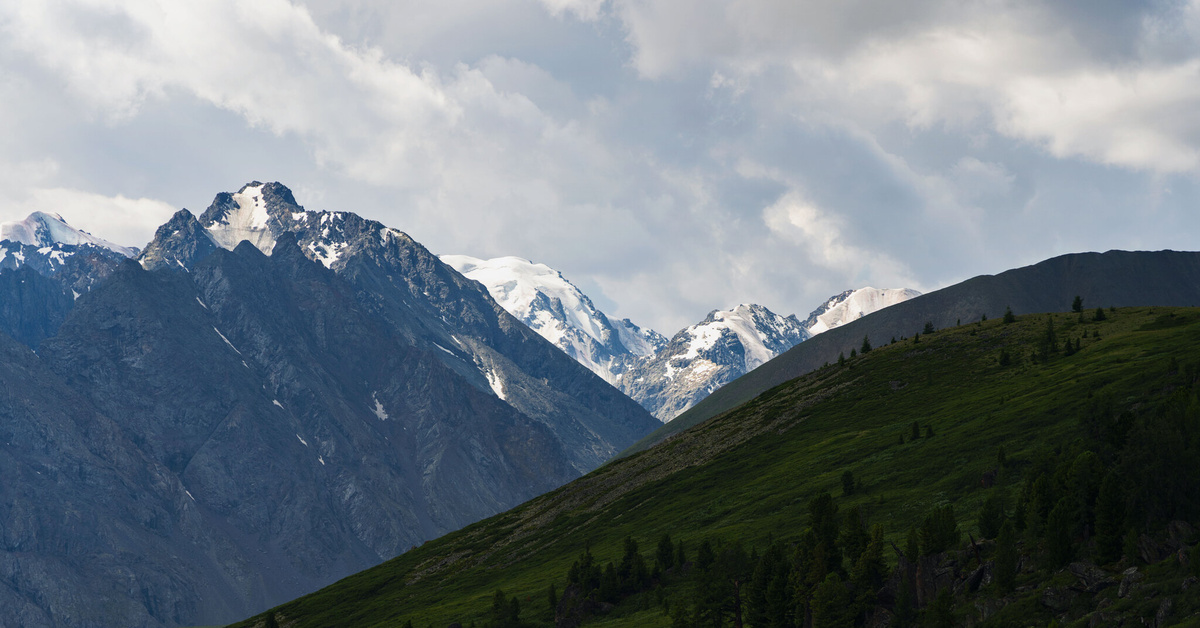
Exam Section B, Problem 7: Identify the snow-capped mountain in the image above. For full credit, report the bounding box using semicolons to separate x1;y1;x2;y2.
802;287;923;335
442;252;922;422
0;181;659;626
0;212;137;299
619;304;809;421
441;255;665;384
1;211;137;257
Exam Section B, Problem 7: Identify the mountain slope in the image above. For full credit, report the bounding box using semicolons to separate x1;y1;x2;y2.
441;255;665;386
228;305;1200;628
802;287;922;335
142;182;659;472
0;212;135;302
0;182;659;626
0;212;137;348
619;303;808;421
1;211;137;257
625;249;1200;455
34;242;579;622
442;255;918;422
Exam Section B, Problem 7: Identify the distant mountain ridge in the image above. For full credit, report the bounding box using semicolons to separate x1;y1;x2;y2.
0;212;139;348
0;182;659;627
624;248;1200;456
446;254;920;421
441;255;666;386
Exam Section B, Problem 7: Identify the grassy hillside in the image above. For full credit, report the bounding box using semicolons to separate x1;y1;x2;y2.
625;250;1200;456
230;307;1200;628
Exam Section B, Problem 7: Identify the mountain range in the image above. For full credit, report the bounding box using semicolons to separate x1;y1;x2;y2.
4;185;1200;627
625;248;1200;455
0;183;659;627
225;302;1200;628
445;254;919;421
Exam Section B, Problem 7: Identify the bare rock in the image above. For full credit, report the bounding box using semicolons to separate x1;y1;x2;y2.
1068;561;1113;593
1138;534;1169;564
1155;598;1173;627
1167;520;1195;547
1118;567;1145;598
1040;586;1075;611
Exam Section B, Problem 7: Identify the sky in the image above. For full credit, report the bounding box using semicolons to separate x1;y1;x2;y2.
1;0;1198;334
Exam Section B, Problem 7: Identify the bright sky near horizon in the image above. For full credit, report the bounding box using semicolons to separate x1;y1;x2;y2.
1;0;1198;333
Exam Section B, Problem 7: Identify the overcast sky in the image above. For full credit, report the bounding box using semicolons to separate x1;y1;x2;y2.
1;0;1198;333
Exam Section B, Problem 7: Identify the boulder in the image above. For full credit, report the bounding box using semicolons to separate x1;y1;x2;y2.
1118;567;1144;598
1067;561;1113;593
1155;597;1174;628
1040;586;1075;611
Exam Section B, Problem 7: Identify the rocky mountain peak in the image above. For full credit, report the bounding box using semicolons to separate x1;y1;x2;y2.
802;287;923;336
0;211;137;258
138;209;219;272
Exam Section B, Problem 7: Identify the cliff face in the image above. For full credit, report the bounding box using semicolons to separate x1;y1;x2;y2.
0;182;660;627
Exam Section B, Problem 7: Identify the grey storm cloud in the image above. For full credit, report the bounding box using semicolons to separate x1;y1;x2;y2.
0;0;1197;334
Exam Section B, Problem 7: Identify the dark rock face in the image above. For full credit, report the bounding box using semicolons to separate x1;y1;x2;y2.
0;266;73;349
1;182;659;626
138;210;219;272
25;233;583;624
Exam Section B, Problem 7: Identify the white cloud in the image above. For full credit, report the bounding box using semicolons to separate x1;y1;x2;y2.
603;0;1200;174
761;190;915;289
0;157;176;247
538;0;606;20
0;0;1196;335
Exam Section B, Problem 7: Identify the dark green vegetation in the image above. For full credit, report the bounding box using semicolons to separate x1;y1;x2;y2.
231;307;1200;628
628;249;1200;455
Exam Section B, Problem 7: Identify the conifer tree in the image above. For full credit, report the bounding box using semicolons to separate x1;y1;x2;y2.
1003;305;1016;324
841;506;869;565
841;470;856;495
923;321;936;334
1093;307;1106;321
810;573;855;628
905;527;920;562
978;491;1006;539
1072;295;1083;313
264;612;280;628
850;525;887;617
1041;316;1058;359
547;584;558;615
657;533;676;572
1044;498;1074;569
696;540;715;571
926;588;954;628
911;421;921;441
861;335;872;354
809;492;842;574
919;505;959;555
1094;472;1124;564
994;520;1018;593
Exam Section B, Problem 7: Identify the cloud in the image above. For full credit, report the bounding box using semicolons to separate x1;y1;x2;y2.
0;0;1196;335
0;157;176;246
538;0;606;20
596;0;1200;174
